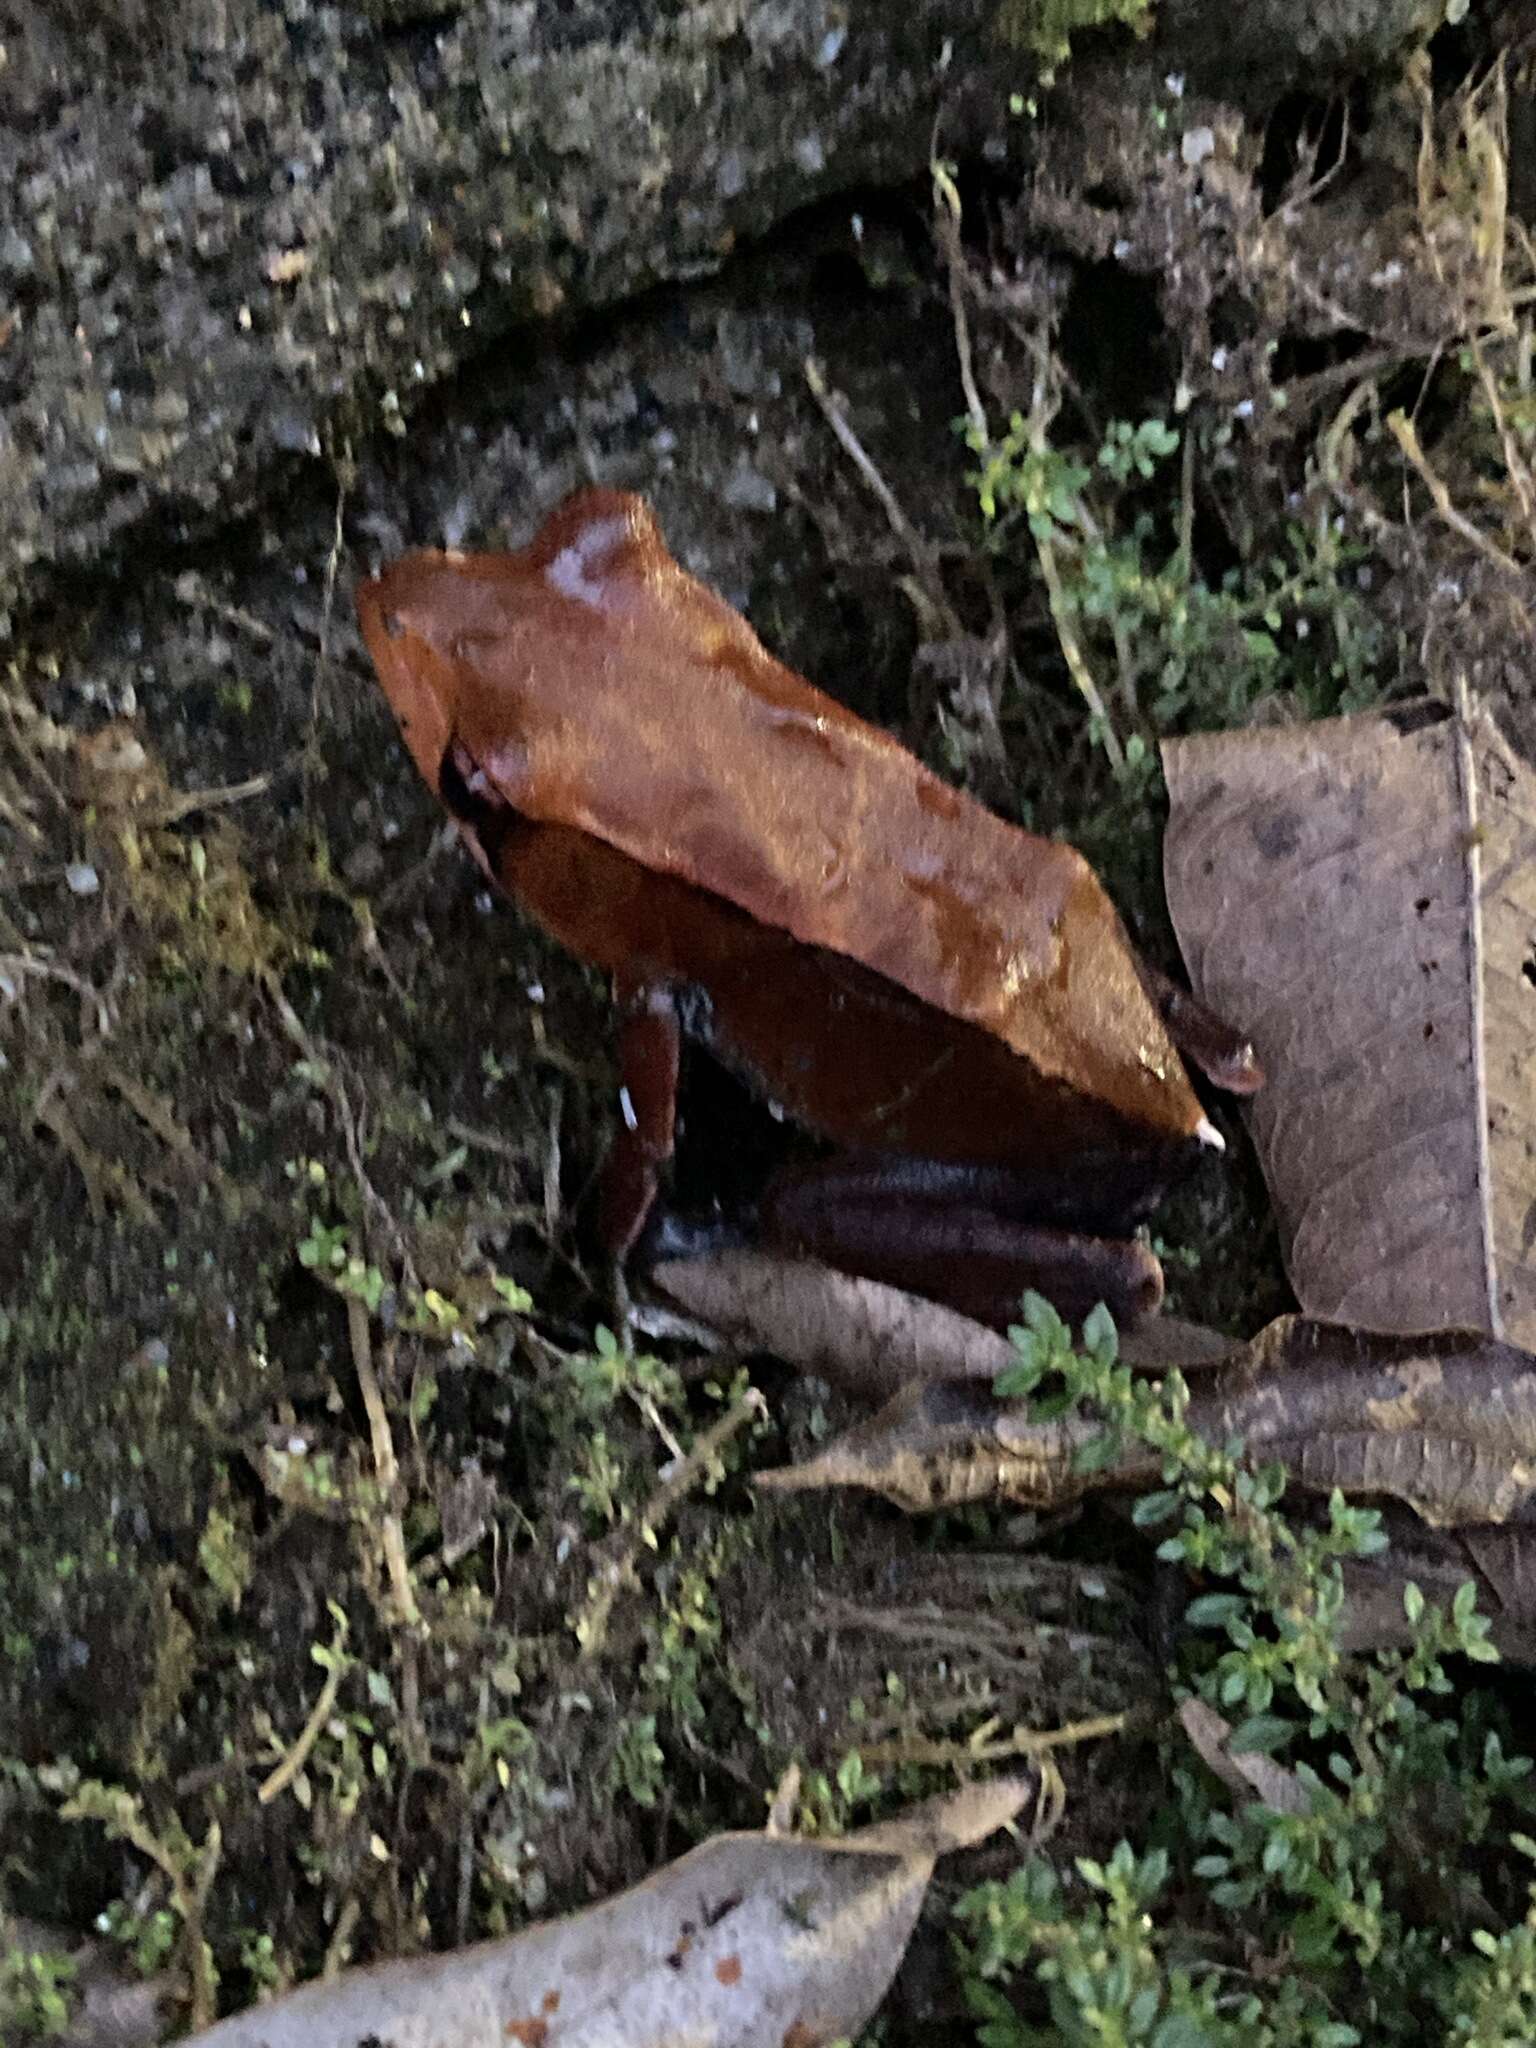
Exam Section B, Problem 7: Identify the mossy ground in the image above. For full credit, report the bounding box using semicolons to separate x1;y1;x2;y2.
4;25;1535;2041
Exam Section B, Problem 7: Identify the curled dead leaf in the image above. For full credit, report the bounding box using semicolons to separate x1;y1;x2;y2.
759;1315;1536;1531
1163;694;1536;1345
652;1250;1234;1398
179;1779;1031;2048
651;1250;1016;1398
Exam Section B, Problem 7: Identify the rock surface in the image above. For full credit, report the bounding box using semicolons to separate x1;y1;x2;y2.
0;0;1437;639
0;0;1005;635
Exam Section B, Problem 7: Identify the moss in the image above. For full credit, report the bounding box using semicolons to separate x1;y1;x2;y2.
996;0;1153;66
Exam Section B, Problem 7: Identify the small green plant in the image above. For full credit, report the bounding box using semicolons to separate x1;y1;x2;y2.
295;1214;385;1313
0;1941;77;2040
996;0;1153;71
564;1323;684;1420
795;1750;887;1838
63;1781;222;2030
568;1428;629;1529
236;1929;285;1997
966;407;1388;789
955;1299;1536;2046
608;1713;667;1808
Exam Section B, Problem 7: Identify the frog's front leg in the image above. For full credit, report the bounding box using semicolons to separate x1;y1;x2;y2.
597;975;681;1259
1133;955;1264;1096
759;1155;1164;1332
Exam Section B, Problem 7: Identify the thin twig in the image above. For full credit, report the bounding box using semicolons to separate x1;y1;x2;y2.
1068;492;1144;739
258;1610;350;1805
1453;673;1499;1338
852;1707;1130;1769
1034;525;1126;772
1175;417;1196;575
932;158;988;447
576;1384;767;1657
347;1296;421;1628
0;687;69;819
802;358;963;637
305;473;349;791
1318;378;1379;490
322;1895;361;1980
934;165;1126;765
1021;337;1125;771
98;1060;215;1181
1468;331;1536;554
33;1082;158;1226
143;771;270;829
0;950;112;1035
165;571;277;647
262;967;416;1284
444;1116;530;1165
1387;408;1526;579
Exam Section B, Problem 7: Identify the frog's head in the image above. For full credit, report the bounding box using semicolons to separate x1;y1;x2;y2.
357;547;488;801
357;489;677;800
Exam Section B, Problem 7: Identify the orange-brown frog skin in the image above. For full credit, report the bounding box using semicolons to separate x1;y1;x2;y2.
356;487;1261;1331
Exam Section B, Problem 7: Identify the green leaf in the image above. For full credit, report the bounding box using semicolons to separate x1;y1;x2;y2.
1129;1985;1161;2031
1151;2018;1216;2048
1081;1301;1118;1361
491;1273;534;1312
994;1361;1040;1400
1021;1291;1068;1347
1073;1431;1122;1473
1132;1490;1180;1527
1185;1593;1247;1629
1226;1715;1293;1756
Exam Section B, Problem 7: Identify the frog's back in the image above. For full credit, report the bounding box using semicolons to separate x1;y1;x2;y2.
358;488;1203;1147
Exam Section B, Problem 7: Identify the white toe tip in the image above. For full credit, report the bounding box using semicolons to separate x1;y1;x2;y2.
1195;1116;1226;1153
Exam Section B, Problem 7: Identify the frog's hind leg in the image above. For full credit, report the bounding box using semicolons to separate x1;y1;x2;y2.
759;1155;1164;1333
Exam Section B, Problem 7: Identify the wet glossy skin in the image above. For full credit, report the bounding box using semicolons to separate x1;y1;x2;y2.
357;488;1261;1331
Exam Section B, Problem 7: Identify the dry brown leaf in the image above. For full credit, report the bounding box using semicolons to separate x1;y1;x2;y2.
651;1250;1016;1397
180;1778;1030;2048
755;1375;1101;1515
263;246;308;284
758;1315;1536;1529
1162;695;1536;1344
653;1251;1234;1398
1117;1315;1239;1374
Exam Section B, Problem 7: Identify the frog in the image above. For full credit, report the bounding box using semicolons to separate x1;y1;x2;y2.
356;486;1261;1332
